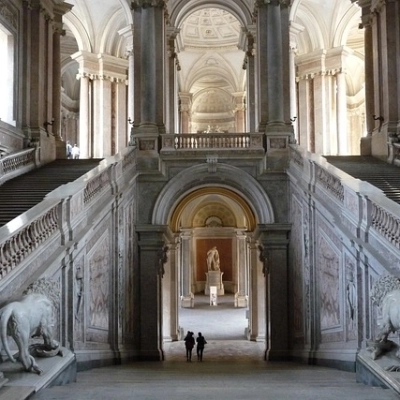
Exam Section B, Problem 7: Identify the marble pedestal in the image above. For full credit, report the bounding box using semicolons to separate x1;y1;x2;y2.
205;271;224;295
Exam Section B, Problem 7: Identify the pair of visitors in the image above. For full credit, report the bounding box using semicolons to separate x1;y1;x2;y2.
184;331;207;361
71;144;80;159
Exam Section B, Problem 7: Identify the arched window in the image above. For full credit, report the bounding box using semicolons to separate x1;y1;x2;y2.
0;24;15;126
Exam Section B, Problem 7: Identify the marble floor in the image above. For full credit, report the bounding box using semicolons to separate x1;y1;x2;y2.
31;295;399;400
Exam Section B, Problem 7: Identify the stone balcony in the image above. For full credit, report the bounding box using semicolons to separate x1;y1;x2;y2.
159;132;266;161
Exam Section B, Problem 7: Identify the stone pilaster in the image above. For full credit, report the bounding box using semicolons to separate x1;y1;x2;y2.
359;2;374;155
166;27;179;134
118;25;134;136
132;0;167;144
244;27;256;132
179;92;192;133
162;235;179;341
233;92;246;133
248;238;265;342
180;230;194;308
235;231;248;308
258;224;291;361
254;0;293;169
135;224;168;360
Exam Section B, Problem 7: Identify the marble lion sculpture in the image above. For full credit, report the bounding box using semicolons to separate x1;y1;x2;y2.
369;275;400;359
0;278;60;374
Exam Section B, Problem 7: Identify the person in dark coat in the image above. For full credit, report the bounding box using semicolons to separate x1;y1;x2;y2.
196;332;207;361
184;331;195;361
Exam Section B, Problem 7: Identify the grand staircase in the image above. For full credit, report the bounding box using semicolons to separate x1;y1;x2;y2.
325;156;400;204
0;159;102;228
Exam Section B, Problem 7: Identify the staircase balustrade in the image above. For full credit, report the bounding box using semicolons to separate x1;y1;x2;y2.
0;148;39;186
0;147;136;283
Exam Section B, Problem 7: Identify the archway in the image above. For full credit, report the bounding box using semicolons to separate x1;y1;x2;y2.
152;163;277;359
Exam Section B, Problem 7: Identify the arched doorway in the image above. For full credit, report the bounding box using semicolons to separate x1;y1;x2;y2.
152;163;290;360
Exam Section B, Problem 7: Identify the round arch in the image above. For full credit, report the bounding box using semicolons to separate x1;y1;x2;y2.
152;163;275;228
169;0;253;30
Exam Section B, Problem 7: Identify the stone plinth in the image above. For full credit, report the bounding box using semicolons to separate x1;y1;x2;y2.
205;271;224;295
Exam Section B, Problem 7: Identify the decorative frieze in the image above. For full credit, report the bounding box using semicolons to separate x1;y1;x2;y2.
315;164;344;203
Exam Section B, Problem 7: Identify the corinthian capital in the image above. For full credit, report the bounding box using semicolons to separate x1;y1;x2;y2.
131;0;167;8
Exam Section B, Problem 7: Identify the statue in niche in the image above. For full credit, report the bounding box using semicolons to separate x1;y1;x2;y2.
0;278;61;374
207;246;220;271
367;275;400;360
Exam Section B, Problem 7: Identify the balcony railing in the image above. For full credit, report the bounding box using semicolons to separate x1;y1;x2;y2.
161;133;264;151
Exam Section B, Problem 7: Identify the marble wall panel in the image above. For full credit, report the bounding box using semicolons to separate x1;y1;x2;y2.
88;232;110;332
290;193;304;340
317;230;341;331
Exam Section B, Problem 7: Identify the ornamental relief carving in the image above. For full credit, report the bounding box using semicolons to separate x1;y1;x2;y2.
0;1;18;30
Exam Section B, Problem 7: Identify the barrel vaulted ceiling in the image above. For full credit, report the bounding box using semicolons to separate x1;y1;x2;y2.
60;0;364;125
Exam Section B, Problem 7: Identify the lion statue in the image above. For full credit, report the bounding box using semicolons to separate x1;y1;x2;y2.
368;275;400;359
0;278;61;374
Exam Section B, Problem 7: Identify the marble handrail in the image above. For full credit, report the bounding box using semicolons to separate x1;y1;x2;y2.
0;148;39;186
0;147;136;282
289;145;400;250
161;133;264;150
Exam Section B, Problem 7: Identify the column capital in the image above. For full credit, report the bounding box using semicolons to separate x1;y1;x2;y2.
131;0;167;9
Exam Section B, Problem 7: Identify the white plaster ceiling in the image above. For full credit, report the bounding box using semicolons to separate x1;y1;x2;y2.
60;0;364;120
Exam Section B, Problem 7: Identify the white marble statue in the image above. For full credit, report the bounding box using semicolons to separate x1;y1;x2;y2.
368;275;400;359
207;246;220;271
0;278;60;374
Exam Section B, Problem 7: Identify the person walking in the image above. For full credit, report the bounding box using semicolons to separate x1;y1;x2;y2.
196;332;207;361
71;144;80;159
184;331;195;362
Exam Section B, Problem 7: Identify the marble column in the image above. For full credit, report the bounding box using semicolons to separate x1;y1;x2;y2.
77;73;90;158
162;236;179;341
313;69;329;155
258;224;290;361
166;28;179;134
248;239;265;342
267;1;284;125
255;2;268;131
180;230;194;308
336;70;348;155
132;0;166;136
359;5;374;155
179;93;191;133
118;25;134;137
135;225;167;360
245;30;256;132
235;231;248;308
115;80;128;152
53;4;73;158
233;93;246;133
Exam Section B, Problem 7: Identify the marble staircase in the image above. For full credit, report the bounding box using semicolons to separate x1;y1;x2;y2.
325;156;400;204
0;159;102;228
